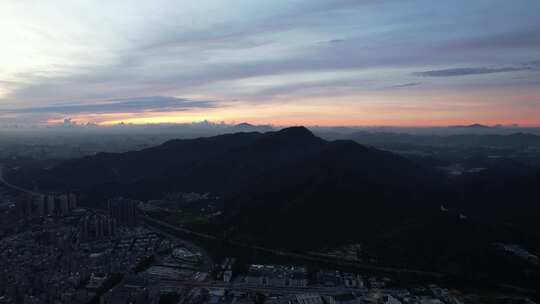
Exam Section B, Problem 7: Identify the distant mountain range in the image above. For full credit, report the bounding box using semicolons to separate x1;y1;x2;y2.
9;126;540;289
231;122;273;131
15;126;436;194
323;131;540;148
450;123;491;128
12;127;442;247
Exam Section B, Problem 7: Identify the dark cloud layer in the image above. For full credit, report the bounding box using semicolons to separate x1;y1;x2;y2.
388;82;421;88
2;0;540;125
414;66;532;77
1;96;217;115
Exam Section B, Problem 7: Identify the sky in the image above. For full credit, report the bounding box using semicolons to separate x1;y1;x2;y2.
0;0;539;127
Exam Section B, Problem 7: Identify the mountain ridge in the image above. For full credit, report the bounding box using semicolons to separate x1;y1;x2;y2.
7;126;540;288
10;126;439;205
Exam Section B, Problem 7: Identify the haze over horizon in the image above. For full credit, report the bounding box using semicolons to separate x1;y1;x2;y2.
3;3;540;298
1;0;540;127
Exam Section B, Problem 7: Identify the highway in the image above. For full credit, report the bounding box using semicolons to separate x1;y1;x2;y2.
1;162;445;281
142;214;446;280
0;164;41;196
155;279;368;296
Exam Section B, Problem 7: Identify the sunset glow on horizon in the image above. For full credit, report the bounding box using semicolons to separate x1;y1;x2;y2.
1;1;539;127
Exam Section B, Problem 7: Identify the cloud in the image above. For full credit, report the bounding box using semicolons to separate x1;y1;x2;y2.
328;39;346;44
1;96;218;115
388;82;421;88
444;26;540;52
1;1;540;125
414;66;532;77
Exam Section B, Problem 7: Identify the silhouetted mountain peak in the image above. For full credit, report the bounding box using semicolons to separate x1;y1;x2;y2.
228;122;274;132
450;123;490;128
261;126;320;146
275;126;314;138
467;123;489;128
236;122;254;128
243;126;321;152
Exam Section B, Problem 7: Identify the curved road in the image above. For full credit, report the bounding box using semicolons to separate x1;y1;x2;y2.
1;163;444;280
142;214;445;279
0;165;40;195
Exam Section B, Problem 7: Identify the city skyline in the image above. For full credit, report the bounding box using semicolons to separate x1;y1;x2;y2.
1;0;539;126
